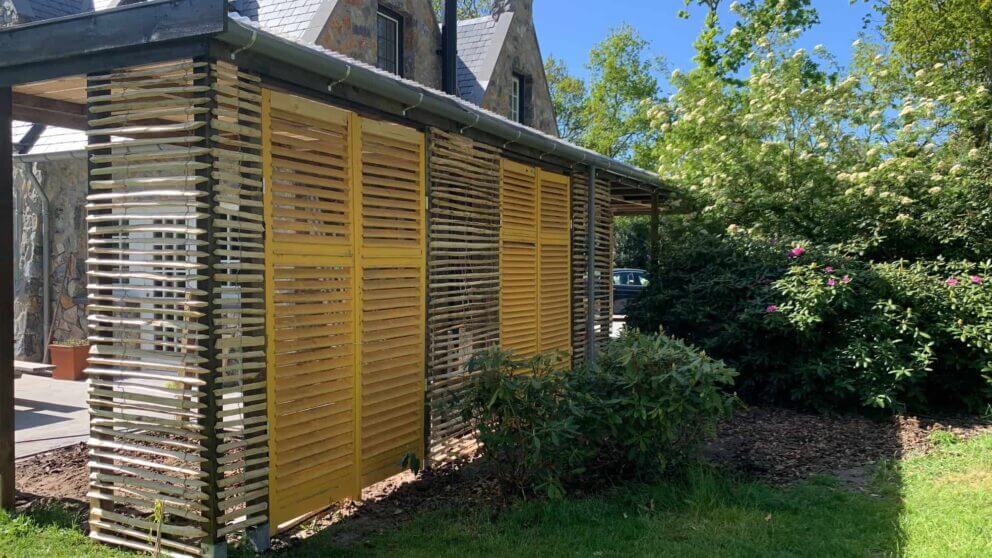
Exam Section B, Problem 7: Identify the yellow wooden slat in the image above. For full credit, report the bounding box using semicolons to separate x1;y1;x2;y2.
264;89;427;529
499;162;572;361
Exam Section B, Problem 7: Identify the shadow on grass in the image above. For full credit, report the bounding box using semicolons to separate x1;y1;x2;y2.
256;455;907;558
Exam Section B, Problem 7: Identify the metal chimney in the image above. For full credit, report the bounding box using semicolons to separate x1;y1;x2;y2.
441;0;458;94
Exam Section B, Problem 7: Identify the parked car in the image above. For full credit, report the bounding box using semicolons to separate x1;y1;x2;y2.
612;268;649;315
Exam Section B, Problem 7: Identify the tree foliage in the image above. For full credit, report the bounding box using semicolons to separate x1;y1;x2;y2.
623;0;992;412
544;25;663;167
545;55;587;142
430;0;492;20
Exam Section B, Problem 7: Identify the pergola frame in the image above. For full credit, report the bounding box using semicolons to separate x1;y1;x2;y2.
0;2;668;553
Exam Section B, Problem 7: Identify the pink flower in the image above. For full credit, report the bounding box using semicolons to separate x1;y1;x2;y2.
789;246;806;258
971;275;983;285
841;275;852;284
824;266;834;273
946;277;960;286
827;278;837;286
766;305;778;313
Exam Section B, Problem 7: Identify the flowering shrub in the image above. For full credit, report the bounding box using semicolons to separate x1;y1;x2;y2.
462;332;737;498
627;234;992;412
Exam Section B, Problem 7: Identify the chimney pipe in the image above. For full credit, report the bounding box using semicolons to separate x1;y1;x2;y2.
442;0;458;94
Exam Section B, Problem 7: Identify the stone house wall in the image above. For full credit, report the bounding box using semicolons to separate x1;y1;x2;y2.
315;0;443;89
481;0;557;136
13;156;89;361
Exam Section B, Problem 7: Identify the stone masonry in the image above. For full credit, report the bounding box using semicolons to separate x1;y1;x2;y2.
315;0;443;89
481;0;557;136
13;156;89;361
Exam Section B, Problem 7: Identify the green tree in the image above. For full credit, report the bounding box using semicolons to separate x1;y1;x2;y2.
431;0;491;20
582;24;664;165
881;0;992;146
681;0;819;78
544;55;587;142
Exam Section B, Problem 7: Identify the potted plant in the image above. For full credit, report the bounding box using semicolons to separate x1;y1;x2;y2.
49;338;90;381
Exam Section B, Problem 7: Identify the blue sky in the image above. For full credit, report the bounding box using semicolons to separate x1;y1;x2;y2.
533;0;879;90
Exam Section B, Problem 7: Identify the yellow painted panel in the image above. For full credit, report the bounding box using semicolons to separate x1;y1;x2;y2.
264;90;358;528
263;88;427;528
499;162;571;360
358;117;426;487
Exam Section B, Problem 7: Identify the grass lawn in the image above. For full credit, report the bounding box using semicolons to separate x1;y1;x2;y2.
4;433;990;558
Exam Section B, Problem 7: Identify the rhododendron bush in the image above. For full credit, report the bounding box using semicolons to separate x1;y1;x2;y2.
626;1;992;412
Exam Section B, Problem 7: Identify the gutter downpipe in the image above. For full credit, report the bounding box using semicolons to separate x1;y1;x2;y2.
21;163;50;363
218;18;666;190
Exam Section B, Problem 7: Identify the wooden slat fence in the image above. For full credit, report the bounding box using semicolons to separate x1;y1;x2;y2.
86;60;214;558
260;90;426;529
425;129;500;463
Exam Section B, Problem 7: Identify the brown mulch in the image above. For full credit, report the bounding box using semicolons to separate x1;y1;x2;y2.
706;406;992;486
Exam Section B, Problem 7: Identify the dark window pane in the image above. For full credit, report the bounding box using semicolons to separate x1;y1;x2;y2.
377;12;399;75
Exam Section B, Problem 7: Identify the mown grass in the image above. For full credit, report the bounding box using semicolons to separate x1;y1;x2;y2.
4;433;991;558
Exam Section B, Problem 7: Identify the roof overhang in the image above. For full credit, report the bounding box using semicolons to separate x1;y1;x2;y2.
0;0;226;86
0;3;670;199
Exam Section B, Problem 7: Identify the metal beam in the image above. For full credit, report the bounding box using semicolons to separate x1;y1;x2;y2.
649;191;659;268
0;86;15;511
15;124;45;154
0;0;223;86
12;94;86;130
585;166;597;363
0;0;225;87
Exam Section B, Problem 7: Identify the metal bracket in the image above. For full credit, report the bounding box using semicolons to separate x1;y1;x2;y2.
328;65;352;93
538;143;558;161
402;92;424;116
501;130;522;150
459;113;480;134
229;28;258;60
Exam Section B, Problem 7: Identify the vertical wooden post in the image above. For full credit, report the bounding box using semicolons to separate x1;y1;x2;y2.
648;190;659;268
584;166;597;364
0;86;15;511
422;134;433;467
196;60;225;558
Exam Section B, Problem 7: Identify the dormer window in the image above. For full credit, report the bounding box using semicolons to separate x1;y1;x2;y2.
511;73;526;123
376;8;402;76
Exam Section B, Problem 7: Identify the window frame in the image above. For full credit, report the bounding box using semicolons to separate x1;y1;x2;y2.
510;74;524;123
376;7;403;76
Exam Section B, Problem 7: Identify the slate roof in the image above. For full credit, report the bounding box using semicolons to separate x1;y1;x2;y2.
8;0;117;22
229;0;330;40
453;13;512;105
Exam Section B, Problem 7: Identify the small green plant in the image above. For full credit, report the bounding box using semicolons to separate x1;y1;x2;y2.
928;429;961;447
54;338;89;347
462;332;738;498
147;499;164;557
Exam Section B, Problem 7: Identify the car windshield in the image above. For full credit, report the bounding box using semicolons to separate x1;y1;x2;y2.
613;272;649;286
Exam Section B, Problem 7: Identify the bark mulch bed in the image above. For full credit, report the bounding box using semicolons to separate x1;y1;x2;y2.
706;406;992;487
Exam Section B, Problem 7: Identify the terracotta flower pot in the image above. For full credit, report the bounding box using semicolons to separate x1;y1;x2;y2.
49;343;89;381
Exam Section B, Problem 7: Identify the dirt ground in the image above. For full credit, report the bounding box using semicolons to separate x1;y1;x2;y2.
13;406;992;548
705;406;992;487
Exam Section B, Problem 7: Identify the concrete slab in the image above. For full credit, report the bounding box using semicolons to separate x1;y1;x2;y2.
14;374;88;459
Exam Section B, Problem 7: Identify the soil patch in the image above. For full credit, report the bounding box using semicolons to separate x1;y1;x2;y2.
706;406;992;487
15;442;89;508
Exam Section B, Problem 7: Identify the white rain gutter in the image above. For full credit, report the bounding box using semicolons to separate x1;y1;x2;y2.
218;16;667;190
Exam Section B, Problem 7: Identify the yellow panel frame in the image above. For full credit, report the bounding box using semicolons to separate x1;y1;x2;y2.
263;89;426;530
499;160;572;359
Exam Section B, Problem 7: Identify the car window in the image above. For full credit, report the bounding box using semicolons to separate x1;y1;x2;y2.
613;273;622;285
636;274;649;286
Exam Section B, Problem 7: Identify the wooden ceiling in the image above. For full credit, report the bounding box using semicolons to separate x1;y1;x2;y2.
12;75;87;129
